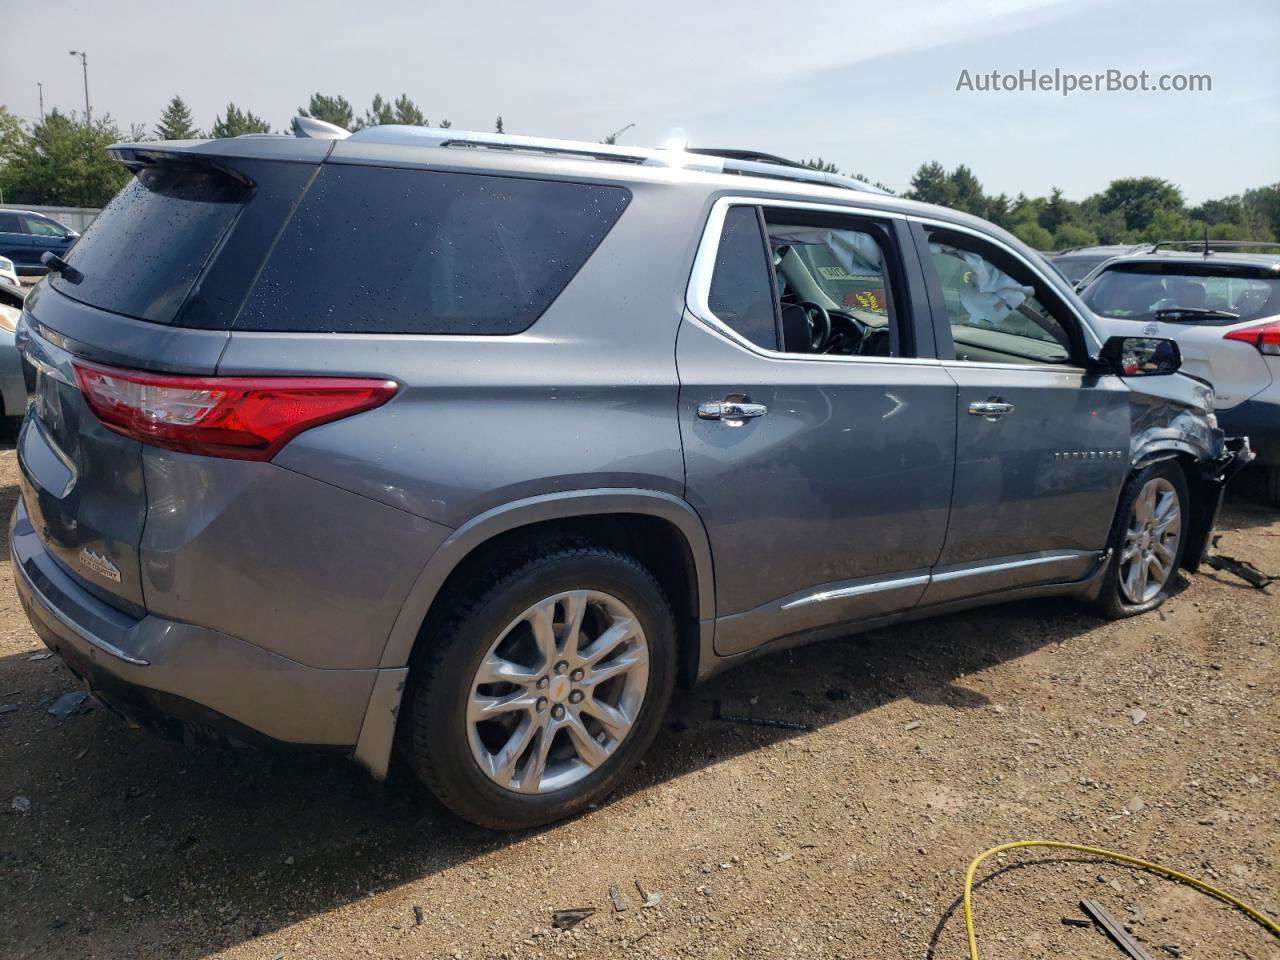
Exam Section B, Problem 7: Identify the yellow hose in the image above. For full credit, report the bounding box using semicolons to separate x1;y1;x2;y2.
964;841;1280;960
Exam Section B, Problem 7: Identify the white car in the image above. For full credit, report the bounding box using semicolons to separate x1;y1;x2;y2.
0;255;19;289
1080;246;1280;504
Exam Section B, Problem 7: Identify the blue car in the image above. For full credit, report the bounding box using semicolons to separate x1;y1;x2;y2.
0;209;79;275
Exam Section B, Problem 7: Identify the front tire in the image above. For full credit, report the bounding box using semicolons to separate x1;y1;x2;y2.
403;545;677;830
1092;462;1189;619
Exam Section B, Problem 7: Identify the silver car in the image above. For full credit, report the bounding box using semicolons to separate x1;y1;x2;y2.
11;123;1250;829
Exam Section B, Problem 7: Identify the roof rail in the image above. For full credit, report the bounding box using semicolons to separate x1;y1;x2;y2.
1150;239;1280;254
295;119;888;194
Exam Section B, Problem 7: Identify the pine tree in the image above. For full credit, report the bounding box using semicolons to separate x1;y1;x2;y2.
495;115;504;134
210;103;271;139
297;93;355;130
394;95;425;126
800;157;839;174
155;96;200;140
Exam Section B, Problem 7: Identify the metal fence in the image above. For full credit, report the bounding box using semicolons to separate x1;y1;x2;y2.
0;204;101;233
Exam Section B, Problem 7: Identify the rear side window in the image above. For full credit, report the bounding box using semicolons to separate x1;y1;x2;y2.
706;206;779;350
51;164;249;324
0;212;24;233
236;165;631;335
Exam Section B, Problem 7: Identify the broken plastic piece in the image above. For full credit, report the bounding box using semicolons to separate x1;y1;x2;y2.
1080;898;1156;960
551;907;595;931
712;700;814;732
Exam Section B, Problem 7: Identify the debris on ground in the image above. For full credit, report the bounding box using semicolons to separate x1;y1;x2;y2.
1129;706;1147;725
608;883;626;912
1081;898;1156;960
635;880;662;909
712;700;814;732
904;720;923;731
24;652;53;662
47;691;90;718
1205;539;1274;589
551;907;595;931
0;704;17;715
1123;796;1146;814
10;796;31;815
1062;916;1093;928
412;905;424;926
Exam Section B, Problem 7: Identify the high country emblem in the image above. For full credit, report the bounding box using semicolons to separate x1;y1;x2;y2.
78;547;122;583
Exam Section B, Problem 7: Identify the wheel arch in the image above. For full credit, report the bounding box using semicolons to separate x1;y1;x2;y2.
379;488;715;667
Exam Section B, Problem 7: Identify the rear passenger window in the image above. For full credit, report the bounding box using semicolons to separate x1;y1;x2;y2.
237;165;630;335
0;212;23;233
706;206;779;350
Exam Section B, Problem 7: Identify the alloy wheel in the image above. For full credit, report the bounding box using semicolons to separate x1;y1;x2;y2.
1119;476;1181;604
466;590;649;794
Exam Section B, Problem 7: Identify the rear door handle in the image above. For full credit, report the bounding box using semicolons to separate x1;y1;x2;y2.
698;399;767;426
968;400;1015;420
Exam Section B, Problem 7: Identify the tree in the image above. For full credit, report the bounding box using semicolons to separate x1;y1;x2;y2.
358;94;396;129
155;96;200;140
1053;223;1097;249
800;157;839;174
297;93;355;130
0;109;131;207
393;94;425;126
1011;221;1054;250
1039;187;1072;233
947;164;987;217
1093;177;1184;233
848;172;894;194
906;161;958;207
210;102;271;139
495;115;504;134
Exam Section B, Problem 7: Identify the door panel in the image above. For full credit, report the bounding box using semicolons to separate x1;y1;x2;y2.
676;319;956;655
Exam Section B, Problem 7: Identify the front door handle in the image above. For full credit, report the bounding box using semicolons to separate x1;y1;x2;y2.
968;399;1015;420
698;399;768;426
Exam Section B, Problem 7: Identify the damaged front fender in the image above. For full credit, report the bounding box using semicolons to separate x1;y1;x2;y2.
1123;373;1255;571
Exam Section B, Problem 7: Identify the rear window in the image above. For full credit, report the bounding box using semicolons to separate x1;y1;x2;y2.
1082;263;1280;325
236;165;631;335
51;163;249;324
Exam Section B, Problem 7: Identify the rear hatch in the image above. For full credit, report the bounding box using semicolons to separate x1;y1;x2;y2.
16;141;322;612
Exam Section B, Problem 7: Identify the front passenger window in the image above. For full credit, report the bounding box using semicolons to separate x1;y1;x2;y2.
926;230;1074;366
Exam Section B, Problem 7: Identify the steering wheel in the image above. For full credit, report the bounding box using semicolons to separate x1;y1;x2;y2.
800;301;832;352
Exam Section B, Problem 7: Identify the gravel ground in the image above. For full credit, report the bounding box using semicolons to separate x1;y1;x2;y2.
1;434;1277;960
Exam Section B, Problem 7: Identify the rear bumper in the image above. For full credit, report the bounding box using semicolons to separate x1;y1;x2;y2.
1216;399;1279;466
10;497;386;752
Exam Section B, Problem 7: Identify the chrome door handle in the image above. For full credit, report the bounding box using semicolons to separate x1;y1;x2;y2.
968;400;1015;420
698;399;768;425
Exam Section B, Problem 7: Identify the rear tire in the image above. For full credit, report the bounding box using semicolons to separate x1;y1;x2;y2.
1092;462;1189;619
403;545;677;830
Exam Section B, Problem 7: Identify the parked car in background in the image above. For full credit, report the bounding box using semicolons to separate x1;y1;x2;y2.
0;279;28;419
0;210;79;276
1080;242;1280;504
1051;244;1148;285
11;124;1250;829
0;255;19;289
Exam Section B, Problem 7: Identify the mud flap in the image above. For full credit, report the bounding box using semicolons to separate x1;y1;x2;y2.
1181;436;1255;572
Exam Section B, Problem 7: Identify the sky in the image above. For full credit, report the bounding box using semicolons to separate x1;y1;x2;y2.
3;0;1277;204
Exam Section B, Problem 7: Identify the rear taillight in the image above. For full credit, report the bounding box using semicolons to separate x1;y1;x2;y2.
1223;320;1280;356
72;359;397;461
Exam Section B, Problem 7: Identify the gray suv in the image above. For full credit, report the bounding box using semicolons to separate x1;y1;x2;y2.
11;124;1249;829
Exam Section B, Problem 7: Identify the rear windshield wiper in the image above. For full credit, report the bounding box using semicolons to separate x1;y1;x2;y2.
1153;306;1239;323
40;251;83;284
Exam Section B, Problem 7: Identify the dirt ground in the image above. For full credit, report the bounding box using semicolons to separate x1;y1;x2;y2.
1;432;1277;960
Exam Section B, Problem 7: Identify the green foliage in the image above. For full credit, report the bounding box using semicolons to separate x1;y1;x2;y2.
209;103;271;139
1053;223;1097;248
354;93;427;130
800;157;839;174
155;96;200;140
0;109;131;207
1096;177;1183;233
297;93;355;130
495;115;504;134
1012;221;1054;250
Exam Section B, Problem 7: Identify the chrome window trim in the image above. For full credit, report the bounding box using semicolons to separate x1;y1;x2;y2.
908;214;1105;354
685;195;942;368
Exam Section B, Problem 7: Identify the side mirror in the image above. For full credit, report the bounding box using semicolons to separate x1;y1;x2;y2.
1097;336;1181;377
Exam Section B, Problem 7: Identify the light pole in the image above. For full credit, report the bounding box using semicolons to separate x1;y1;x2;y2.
68;50;90;124
36;82;44;121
